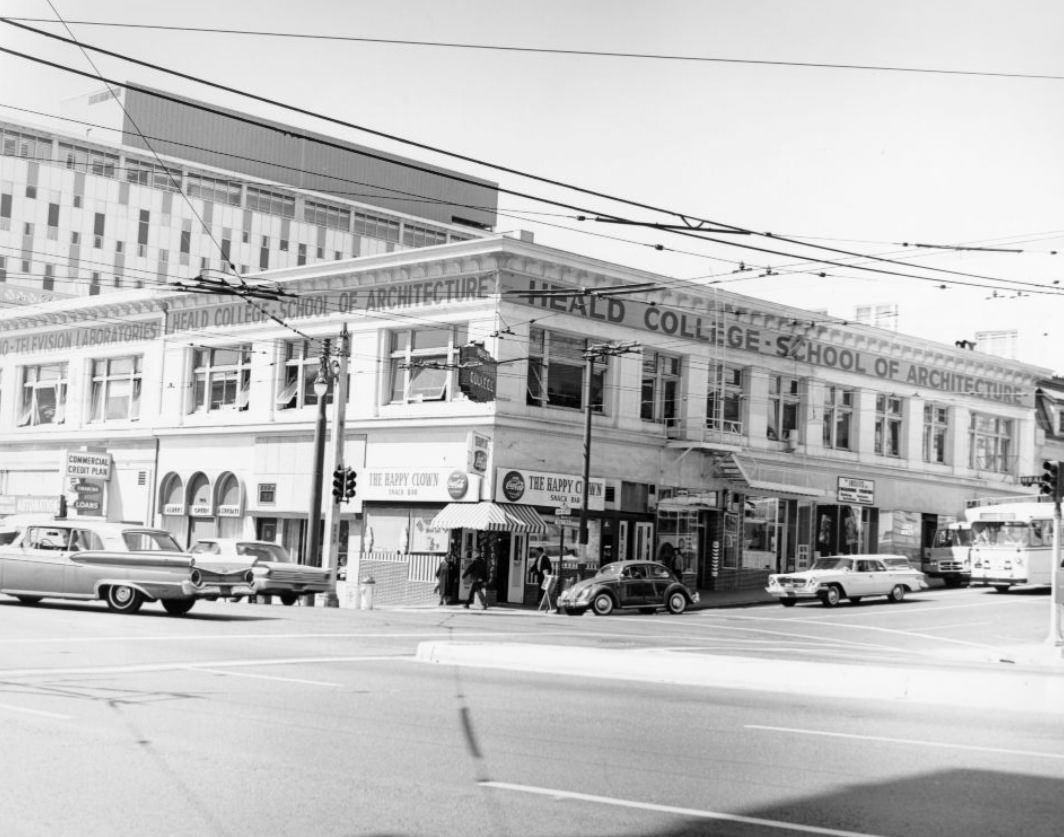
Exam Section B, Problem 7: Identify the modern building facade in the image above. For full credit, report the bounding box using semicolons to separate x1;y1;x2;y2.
0;88;497;303
0;232;1048;606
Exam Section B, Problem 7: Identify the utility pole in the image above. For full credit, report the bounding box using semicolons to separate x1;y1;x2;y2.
304;339;331;579
321;324;350;607
578;341;639;561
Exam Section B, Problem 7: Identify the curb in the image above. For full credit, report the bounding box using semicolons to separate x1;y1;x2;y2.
415;641;1064;714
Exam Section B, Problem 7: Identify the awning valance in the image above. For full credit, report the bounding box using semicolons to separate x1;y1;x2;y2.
431;501;548;533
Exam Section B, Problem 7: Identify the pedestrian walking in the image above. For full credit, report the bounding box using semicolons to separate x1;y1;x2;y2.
434;556;452;605
462;553;488;610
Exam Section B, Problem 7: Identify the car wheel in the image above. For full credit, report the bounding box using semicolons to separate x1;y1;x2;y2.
666;592;687;614
779;599;797;607
279;592;298;606
161;598;196;616
849;596;863;604
105;584;144;614
944;577;961;589
820;585;841;607
591;593;615;616
888;585;906;603
16;596;42;605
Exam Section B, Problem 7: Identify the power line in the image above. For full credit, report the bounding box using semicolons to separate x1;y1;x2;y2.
0;20;1045;291
5;16;1064;82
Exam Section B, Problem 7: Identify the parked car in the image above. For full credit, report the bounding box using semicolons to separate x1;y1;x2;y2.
556;560;700;616
189;538;335;606
766;554;929;608
880;556;929;588
0;518;255;615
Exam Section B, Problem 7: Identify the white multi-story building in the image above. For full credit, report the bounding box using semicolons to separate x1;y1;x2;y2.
0;227;1048;606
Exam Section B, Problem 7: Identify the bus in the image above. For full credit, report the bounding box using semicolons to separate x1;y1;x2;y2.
965;497;1057;592
922;521;972;587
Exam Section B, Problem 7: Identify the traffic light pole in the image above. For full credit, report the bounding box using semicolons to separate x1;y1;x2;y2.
321;325;350;608
304;340;331;579
1049;494;1063;647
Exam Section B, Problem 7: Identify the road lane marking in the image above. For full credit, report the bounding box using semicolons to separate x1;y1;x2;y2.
185;667;343;687
0;654;412;679
0;631;532;645
480;781;889;837
746;725;1064;761
0;701;71;719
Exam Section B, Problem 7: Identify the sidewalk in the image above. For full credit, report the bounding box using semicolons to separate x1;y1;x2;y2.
416;639;1064;713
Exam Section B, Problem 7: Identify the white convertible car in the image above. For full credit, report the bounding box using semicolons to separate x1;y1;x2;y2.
766;554;929;608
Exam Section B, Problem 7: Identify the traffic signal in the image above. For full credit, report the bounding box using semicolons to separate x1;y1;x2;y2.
1040;459;1062;500
344;467;358;500
331;466;346;501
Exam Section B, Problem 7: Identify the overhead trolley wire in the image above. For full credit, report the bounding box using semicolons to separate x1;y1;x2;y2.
0;19;1046;294
7;17;1064;82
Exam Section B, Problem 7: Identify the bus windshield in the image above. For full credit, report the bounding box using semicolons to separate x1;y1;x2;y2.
970;521;1049;548
932;527;972;548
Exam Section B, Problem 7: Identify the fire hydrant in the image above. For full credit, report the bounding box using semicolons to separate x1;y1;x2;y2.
359;576;376;610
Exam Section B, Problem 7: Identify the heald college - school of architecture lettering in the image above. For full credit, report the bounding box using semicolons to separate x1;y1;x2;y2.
0;234;1051;606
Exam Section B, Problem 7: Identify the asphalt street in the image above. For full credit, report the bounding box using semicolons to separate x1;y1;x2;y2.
0;589;1061;836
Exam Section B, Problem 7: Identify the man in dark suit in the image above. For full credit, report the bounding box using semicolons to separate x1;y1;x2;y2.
462;553;488;610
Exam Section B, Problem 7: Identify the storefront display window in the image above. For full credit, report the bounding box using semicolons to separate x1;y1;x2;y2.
364;505;448;554
656;507;700;579
743;497;780;570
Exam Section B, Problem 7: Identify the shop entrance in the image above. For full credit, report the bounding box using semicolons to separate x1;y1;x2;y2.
453;529;528;605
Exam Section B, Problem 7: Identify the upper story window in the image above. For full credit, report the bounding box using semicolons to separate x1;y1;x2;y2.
640;350;681;425
823;386;854;450
186;172;241;206
875;394;903;456
354;211;400;243
388;325;467;403
707;364;743;434
969;413;1013;473
190;345;251;413
246;185;295;218
19;362;67;426
526;327;606;414
277;340;345;409
923;403;949;463
58;141;118;177
1;127;51;160
90;356;142;422
402;223;447;248
767;375;801;441
304;200;351;231
125;158;181;192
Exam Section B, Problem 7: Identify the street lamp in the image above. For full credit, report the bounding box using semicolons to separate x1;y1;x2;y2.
304;342;331;579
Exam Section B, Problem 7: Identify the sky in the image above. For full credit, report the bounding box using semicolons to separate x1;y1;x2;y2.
1;0;1062;369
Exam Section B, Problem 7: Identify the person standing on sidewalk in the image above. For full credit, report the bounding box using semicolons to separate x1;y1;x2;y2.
463;553;488;610
434;555;453;605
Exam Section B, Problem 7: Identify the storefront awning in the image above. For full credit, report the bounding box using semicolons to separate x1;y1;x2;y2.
431;502;549;533
717;454;828;500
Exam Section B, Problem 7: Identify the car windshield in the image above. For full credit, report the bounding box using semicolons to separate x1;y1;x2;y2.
810;557;853;571
236;543;290;562
0;530;19;545
122;531;183;552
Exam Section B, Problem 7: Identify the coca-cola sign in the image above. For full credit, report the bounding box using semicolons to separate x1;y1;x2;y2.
501;470;526;502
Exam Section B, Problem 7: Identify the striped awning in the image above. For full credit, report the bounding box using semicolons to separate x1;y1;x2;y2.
431;502;548;533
